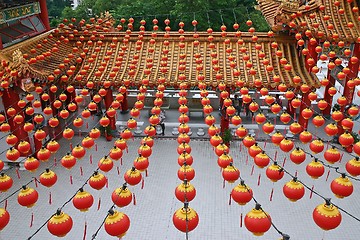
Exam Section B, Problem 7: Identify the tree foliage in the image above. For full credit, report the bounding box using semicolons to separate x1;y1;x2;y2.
49;0;269;31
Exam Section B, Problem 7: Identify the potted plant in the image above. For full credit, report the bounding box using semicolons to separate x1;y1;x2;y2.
99;125;116;141
221;128;233;147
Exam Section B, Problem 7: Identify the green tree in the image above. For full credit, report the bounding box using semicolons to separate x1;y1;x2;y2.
47;0;72;26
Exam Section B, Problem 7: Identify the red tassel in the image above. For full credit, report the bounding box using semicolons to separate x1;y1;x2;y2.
89;155;92;164
145;169;148;177
339;153;344;163
80;166;83;176
310;185;314;199
133;193;136;205
223;179;225;188
54;157;57;166
92;115;94;120
274;151;278;161
240;213;243;228
86;122;89;129
282;157;286;167
34;178;38;188
97;197;101;211
70;143;73;150
326;169;330;182
95;144;98;151
15;168;20;179
264;142;267;149
83;221;87;240
79;131;81;137
228;193;232;205
4;199;7;210
246;156;249;165
70;175;73;185
251;165;254;176
141;179;144;189
126;147;128;153
269;188;274;201
257;173;261;186
120;158;123;165
117;166;120;175
239;143;242;152
30;212;34;227
49;191;52;205
106;180;109;188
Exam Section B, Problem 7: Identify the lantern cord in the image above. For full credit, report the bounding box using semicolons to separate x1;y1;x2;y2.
232;9;237;23
91;205;115;240
206;12;211;28
27;213;56;240
0;178;36;204
219;10;224;25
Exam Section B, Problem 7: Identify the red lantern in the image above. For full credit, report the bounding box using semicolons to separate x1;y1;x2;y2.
242;135;255;148
331;174;353;198
290;148;306;164
89;172;107;190
6;147;20;161
177;142;191;154
346;157;360;176
289;122;302;134
249;143;262;158
265;163;284;182
175;180;196;202
61;153;77;169
324;147;341;164
24;157;40;172
138;143;152;158
46;140;60;153
312;115;325;127
173;204;199;233
279;138;294;152
39;169;57;187
231;181;253;205
72;145;86;159
72;189;94;212
47;210;73;237
0;174;13;192
98;156;113;172
222;163;240;183
339;132;354;147
112;184;132;207
283;178;305;201
324;123;338;136
244;203;271;236
262;122;274;134
6;134;18;146
109;146;123;160
81;137;94;149
309;139;324;154
0;208;10;230
178;152;193;166
271;131;284;146
217;152;233;168
63;128;75;140
17;140;30;154
89;128;101;139
17;186;38;207
306;159;325;179
133;155;149;172
313;201;342;230
178;164;195;181
299;131;313;144
104;210;130;238
124;167;142;186
254;152;270;168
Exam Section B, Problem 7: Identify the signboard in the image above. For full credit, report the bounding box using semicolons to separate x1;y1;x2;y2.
0;2;41;24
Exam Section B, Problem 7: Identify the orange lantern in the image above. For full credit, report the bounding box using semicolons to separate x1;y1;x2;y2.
330;174;353;198
17;186;38;208
313;200;341;230
72;189;94;212
104;210;131;238
283;178;305;201
47;210;73;237
244;203;271;236
173;203;199;233
0;174;13;192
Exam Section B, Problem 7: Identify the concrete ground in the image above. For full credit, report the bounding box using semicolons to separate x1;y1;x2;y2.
0;106;359;240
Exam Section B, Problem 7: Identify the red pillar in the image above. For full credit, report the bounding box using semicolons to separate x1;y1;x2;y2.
323;58;336;115
343;43;360;106
39;0;51;31
298;40;318;130
2;87;31;154
0;36;3;50
104;89;116;130
220;90;230;134
120;91;129;114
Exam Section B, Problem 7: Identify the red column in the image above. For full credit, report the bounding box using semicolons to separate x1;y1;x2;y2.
220;90;230;134
0;36;3;50
343;43;360;106
298;40;318;130
323;58;336;115
2;87;31;154
39;0;51;31
120;91;129;114
104;89;116;130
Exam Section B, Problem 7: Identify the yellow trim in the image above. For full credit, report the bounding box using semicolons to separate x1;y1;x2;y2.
174;207;198;221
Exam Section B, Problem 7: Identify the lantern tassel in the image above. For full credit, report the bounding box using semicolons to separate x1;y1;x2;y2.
86;122;88;129
240;213;243;228
251;165;254;176
117;166;120;175
15;168;20;179
310;185;314;199
54;157;57;166
282;157;286;167
145;169;148;177
120;158;123;165
228;193;232;205
295;170;298;178
126;147;128;153
89;154;92;164
223;179;225;189
97;197;101;211
269;188;274;201
133;193;136;205
95;144;98;152
49;191;52;205
79;131;81;137
326;169;330;182
34;178;38;188
141;179;144;189
246;155;248;165
264;141;267;149
83;221;87;240
257;173;261;186
70;143;73;150
106;180;109;188
274;150;278;161
30;212;34;227
80;166;83;176
4;199;7;210
239;143;242;152
70;175;73;185
339;153;344;163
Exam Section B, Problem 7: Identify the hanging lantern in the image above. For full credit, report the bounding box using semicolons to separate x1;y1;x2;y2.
331;174;353;198
6;147;20;161
266;162;284;182
112;184;132;208
0;173;13;192
23;122;34;132
173;203;199;233
109;146;123;161
332;111;344;122
254;152;270;168
231;115;242;126
0;208;10;230
222;163;240;183
178;163;195;181
17;140;31;154
309;139;324;154
242;135;256;148
271;131;284;146
341;118;354;130
290;148;306;164
313;200;342;230
312;115;325;127
72;145;86;159
72;118;83;128
13;114;24;124
63;128;75;140
39;169;57;187
24;157;40;172
283;178;305;202
339;132;354;147
279;138;294;152
89;172;107;190
104;210;131;238
124;167;142;186
215;143;229;157
89;128;101;139
324;147;341;164
255;113;266;124
178;113;190;124
324;123;338;136
175;180;196;202
301;108;313;119
249;143;262;158
17;186;38;208
289;122;302;134
177;133;190;144
299;131;313;144
291;98;301;108
72;188;94;212
6;134;18;146
81;137;95;149
177;143;191;154
115;138;127;150
133;154;149;172
46;140;60;153
244;203;271;236
231;181;253;205
208;125;219;136
98;156;113;172
346;157;360;176
34;129;47;141
0;123;11;132
143;125;155;137
306;159;325;179
317;100;328;110
262;122;274;135
178;152;193;166
47;210;73;237
61;153;77;169
217;152;233;168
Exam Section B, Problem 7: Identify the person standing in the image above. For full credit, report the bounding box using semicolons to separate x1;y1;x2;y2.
159;110;166;135
233;94;242;116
